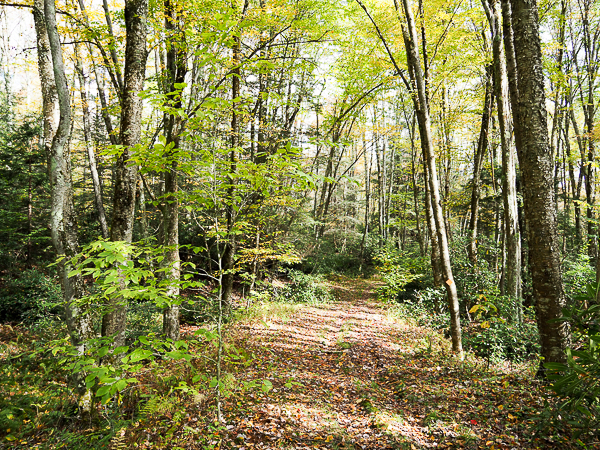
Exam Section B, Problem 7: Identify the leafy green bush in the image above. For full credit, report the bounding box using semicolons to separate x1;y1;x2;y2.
374;248;427;302
546;339;600;433
545;283;600;434
387;297;449;331
0;269;62;324
449;235;501;312
464;295;539;363
280;269;333;303
179;294;225;325
562;250;595;300
463;315;539;363
301;251;367;276
296;233;378;277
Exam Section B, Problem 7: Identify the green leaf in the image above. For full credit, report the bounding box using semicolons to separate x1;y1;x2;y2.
545;362;568;371
96;385;110;397
261;379;273;393
114;379;128;392
114;346;129;355
129;348;153;362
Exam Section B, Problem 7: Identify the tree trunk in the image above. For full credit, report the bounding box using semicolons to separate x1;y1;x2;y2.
401;0;462;357
563;113;583;247
486;0;521;309
39;0;94;348
359;139;371;260
467;64;493;267
221;28;241;308
503;0;568;371
410;128;425;256
102;0;149;347
74;44;109;239
161;0;187;340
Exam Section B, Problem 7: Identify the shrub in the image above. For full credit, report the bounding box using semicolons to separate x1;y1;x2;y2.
546;338;600;434
545;283;600;434
0;269;62;324
387;297;449;331
464;295;539;363
562;250;595;300
179;294;224;325
374;248;427;302
463;314;539;363
279;269;334;303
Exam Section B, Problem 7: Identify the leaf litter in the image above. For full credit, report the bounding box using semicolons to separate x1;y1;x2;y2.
216;277;583;449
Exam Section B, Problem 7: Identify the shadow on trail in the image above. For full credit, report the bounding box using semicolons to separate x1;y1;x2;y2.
226;278;552;450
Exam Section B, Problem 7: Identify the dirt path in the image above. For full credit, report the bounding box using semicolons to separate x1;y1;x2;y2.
224;277;554;450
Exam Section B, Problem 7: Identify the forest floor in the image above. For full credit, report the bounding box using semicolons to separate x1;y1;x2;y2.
182;276;580;450
0;277;592;449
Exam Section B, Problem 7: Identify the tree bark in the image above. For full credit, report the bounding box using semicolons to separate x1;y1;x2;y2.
161;0;187;340
74;44;109;239
467;64;493;267
503;0;568;371
102;0;149;347
486;0;521;308
401;0;462;357
221;27;240;308
39;0;94;348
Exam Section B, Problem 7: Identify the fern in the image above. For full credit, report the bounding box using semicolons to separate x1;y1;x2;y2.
109;428;127;450
138;395;176;420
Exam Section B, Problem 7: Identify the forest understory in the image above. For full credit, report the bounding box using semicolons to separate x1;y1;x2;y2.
0;277;591;450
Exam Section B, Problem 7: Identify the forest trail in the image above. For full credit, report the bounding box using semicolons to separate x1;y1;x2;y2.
224;277;551;450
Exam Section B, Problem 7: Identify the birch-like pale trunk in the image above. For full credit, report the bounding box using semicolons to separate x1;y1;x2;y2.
39;0;94;348
485;0;522;310
74;45;109;239
401;0;462;357
467;65;493;267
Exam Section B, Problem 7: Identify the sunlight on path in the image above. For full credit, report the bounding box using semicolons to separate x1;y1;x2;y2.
231;277;440;449
227;277;547;450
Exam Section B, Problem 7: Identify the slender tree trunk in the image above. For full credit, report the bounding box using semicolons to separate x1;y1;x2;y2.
102;0;149;347
468;65;493;267
503;0;568;371
424;161;443;287
410;129;425;256
74;45;109;239
564;113;583;246
440;87;453;242
39;0;94;349
359;139;371;260
161;0;187;340
401;0;462;357
221;27;240;307
486;0;522;309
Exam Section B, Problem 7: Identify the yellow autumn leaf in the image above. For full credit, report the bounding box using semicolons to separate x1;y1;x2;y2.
469;304;480;314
